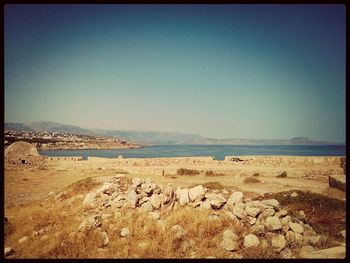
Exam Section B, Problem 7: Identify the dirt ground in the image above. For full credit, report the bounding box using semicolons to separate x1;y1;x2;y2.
5;156;345;207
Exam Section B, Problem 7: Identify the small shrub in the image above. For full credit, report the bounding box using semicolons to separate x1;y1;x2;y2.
177;168;200;176
115;169;129;174
243;177;261;184
205;170;224;177
202;181;225;190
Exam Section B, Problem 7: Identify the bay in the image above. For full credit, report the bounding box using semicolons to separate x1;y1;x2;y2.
40;144;345;160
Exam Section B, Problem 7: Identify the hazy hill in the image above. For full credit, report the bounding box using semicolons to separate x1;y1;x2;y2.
5;121;340;146
5;121;91;135
93;129;203;145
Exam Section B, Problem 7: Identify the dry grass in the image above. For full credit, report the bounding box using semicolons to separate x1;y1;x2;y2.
54;177;101;200
177;168;200;176
255;190;346;242
5;197;258;258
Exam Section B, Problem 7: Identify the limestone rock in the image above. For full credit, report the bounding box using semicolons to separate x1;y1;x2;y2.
265;216;282;231
199;200;211;210
18;236;29;244
162;185;174;204
251;224;265;236
132;177;143;187
126;190;138;208
289;222;304;234
221;238;239;251
4;247;14;257
299;210;306;221
140;201;153;213
141;183;157;195
271;234;286;252
188;185;205;202
120;227;130;237
226;191;244;206
150;194;161;210
83;191;97;210
79;216;102;232
205;193;226;209
286;231;303;247
235;202;245;210
221;229;239;251
261;199;280;210
280;248;294;258
245;206;261;218
275;209;288;218
249;217;257;225
177;188;190;206
261;208;275;218
223;229;239;240
232;206;247;219
291;192;298;197
101;231;109;247
243;234;260;248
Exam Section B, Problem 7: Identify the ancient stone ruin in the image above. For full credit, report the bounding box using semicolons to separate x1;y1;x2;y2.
5;141;46;167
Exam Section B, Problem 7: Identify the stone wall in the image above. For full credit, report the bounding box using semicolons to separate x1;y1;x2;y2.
46;156;83;162
225;156;344;166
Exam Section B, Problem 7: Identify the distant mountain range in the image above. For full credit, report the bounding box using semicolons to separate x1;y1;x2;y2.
5;121;341;146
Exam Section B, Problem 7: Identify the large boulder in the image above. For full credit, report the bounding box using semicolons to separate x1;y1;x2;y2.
188;185;205;202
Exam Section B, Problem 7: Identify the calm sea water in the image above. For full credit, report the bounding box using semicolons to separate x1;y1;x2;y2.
40;145;345;161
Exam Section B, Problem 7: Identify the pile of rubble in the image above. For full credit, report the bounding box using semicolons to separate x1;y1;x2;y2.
75;175;333;258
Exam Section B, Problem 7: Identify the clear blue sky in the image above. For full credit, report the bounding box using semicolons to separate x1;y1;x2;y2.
4;4;345;142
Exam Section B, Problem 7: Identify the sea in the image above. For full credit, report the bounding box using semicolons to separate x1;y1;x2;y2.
39;145;346;161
